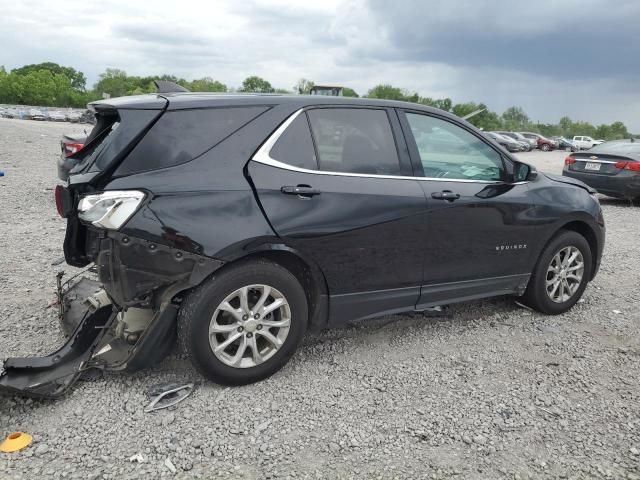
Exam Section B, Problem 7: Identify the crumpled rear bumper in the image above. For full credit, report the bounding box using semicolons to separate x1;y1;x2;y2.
0;272;177;398
0;274;117;398
1;231;224;398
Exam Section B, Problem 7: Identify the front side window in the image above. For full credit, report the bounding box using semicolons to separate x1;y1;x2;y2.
306;108;401;175
405;112;504;181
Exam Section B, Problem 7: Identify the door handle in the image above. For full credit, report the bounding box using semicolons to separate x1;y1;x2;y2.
281;185;321;197
431;190;460;201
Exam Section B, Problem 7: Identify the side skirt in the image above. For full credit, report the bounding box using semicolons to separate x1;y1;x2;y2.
416;273;531;310
328;273;531;327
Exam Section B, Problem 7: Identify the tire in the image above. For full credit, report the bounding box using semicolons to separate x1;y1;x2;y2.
177;259;308;386
521;230;592;315
541;143;550;151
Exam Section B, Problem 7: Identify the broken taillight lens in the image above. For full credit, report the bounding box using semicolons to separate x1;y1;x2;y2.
63;142;84;157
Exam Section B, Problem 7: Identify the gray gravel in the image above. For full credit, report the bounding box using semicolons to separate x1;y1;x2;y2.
1;117;639;479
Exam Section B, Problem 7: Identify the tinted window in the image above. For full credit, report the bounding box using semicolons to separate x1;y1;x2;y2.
117;106;268;175
270;114;318;170
405;112;504;181
306;108;401;175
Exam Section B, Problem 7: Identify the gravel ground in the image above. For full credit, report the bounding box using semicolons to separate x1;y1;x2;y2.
0;117;639;479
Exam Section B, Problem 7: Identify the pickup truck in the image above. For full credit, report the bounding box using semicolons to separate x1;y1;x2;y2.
572;136;604;150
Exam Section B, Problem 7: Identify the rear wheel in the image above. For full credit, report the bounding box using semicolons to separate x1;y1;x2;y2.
178;259;308;385
541;143;550;151
521;230;592;314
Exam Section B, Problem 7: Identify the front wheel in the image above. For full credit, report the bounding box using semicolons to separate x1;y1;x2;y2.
521;230;592;314
178;259;308;385
541;144;551;151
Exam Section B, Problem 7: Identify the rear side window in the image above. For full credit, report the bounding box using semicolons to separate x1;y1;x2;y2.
78;109;161;174
270;114;318;170
116;106;268;176
306;108;401;175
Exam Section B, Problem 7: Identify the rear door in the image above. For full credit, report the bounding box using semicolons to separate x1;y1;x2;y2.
248;106;429;322
398;110;536;306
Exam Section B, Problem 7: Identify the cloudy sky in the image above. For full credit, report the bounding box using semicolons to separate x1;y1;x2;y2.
1;0;639;130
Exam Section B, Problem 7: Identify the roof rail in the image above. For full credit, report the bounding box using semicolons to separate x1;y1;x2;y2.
154;80;190;94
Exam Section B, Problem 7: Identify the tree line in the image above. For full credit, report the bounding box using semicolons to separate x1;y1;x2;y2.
0;62;633;139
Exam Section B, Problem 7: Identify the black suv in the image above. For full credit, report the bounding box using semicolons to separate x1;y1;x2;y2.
1;93;605;397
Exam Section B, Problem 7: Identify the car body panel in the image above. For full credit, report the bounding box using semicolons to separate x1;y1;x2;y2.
248;161;428;295
0;92;608;398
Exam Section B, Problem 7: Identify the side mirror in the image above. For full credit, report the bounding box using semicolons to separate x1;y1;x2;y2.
512;162;537;182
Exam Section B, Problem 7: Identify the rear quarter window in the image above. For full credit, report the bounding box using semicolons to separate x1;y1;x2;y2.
115;106;268;176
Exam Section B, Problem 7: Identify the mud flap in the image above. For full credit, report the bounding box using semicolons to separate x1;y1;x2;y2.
0;306;116;398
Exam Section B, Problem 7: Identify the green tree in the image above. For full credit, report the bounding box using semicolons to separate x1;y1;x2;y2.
571;121;597;138
342;87;359;98
558;116;573;136
502;106;530;131
239;75;274;93
432;98;452;112
186;77;227;92
11;62;86;91
608;121;629;139
453;102;502;130
294;78;314;94
366;84;405;101
93;68;136;98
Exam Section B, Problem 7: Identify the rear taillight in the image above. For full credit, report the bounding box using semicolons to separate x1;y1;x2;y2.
615;161;640;172
63;142;84;157
564;156;576;165
54;185;65;217
627;163;640;172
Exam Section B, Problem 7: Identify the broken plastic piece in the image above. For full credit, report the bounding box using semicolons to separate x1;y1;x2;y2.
144;382;195;413
164;457;177;473
129;452;145;463
0;432;32;453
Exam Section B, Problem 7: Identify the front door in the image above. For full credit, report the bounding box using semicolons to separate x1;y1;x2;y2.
248;106;428;322
398;110;536;306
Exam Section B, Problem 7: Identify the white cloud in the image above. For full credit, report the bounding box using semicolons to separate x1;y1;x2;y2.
0;0;638;130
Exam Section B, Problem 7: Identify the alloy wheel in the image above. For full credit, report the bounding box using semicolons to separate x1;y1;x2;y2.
545;246;584;303
209;285;291;368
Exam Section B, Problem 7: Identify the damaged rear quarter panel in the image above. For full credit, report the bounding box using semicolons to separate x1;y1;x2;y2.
103;104;297;263
95;231;224;307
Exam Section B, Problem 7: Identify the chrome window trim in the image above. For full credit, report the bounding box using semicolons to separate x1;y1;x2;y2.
251;108;513;185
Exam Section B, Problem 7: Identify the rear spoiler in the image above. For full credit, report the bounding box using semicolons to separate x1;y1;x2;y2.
88;81;188;111
153;80;190;93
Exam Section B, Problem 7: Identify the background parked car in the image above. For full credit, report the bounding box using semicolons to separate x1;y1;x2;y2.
48;111;67;122
519;132;556;151
496;131;535;151
572;136;604;150
28;108;46;121
552;136;578;152
486;132;523;152
66;111;82;122
563;139;640;201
